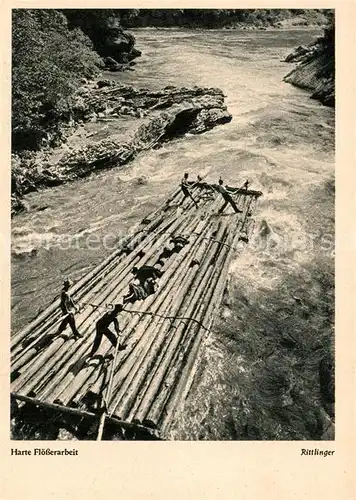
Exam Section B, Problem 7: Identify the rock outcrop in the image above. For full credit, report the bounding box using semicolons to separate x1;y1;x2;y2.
63;11;142;70
11;83;232;215
101;29;141;64
284;44;317;63
283;25;335;107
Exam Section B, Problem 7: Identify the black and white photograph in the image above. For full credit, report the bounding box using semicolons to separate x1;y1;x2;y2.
10;8;335;441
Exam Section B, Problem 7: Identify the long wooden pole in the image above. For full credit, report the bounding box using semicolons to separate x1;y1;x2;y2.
11;392;160;439
96;412;106;441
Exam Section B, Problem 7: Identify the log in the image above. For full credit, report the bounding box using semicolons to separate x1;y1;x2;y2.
11;210;186;375
112;216;231;421
129;222;233;424
11;392;160;439
33;213;206;404
96;412;106;441
106;215;218;415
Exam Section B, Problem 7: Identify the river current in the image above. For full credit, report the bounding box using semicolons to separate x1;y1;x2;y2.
11;29;334;439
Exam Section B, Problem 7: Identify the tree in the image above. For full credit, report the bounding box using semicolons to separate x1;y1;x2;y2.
12;9;102;151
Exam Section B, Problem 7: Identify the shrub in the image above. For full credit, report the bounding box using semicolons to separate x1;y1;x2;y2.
12;9;102;152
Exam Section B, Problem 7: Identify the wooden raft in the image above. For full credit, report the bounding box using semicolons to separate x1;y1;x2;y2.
11;182;262;440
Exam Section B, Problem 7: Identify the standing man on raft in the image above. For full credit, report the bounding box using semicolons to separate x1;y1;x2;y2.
180;172;198;208
216;178;243;214
88;304;125;358
57;279;82;339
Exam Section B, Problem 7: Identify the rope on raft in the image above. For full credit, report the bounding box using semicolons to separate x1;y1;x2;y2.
78;301;211;332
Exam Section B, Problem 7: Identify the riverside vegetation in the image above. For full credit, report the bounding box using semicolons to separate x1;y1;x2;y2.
118;9;331;29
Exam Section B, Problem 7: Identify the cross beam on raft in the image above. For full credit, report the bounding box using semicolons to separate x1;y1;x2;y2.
11;183;262;440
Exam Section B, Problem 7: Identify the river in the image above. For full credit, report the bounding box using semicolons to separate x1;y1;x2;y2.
11;29;335;440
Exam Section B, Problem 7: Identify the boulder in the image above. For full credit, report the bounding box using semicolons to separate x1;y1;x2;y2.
284;54;334;107
284;45;309;63
97;79;113;89
101;29;142;64
189;108;232;134
57;92;232;176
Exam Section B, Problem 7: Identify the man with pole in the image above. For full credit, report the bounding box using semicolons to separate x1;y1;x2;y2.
180;172;199;208
216;178;243;214
57;279;82;339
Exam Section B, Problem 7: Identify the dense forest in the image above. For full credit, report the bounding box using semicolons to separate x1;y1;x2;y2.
118;9;332;29
12;10;102;152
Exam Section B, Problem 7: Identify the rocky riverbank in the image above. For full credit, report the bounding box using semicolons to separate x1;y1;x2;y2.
11;82;231;216
283;24;334;107
63;11;142;71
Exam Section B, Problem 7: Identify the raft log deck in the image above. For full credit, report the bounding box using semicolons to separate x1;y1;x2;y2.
11;182;262;440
